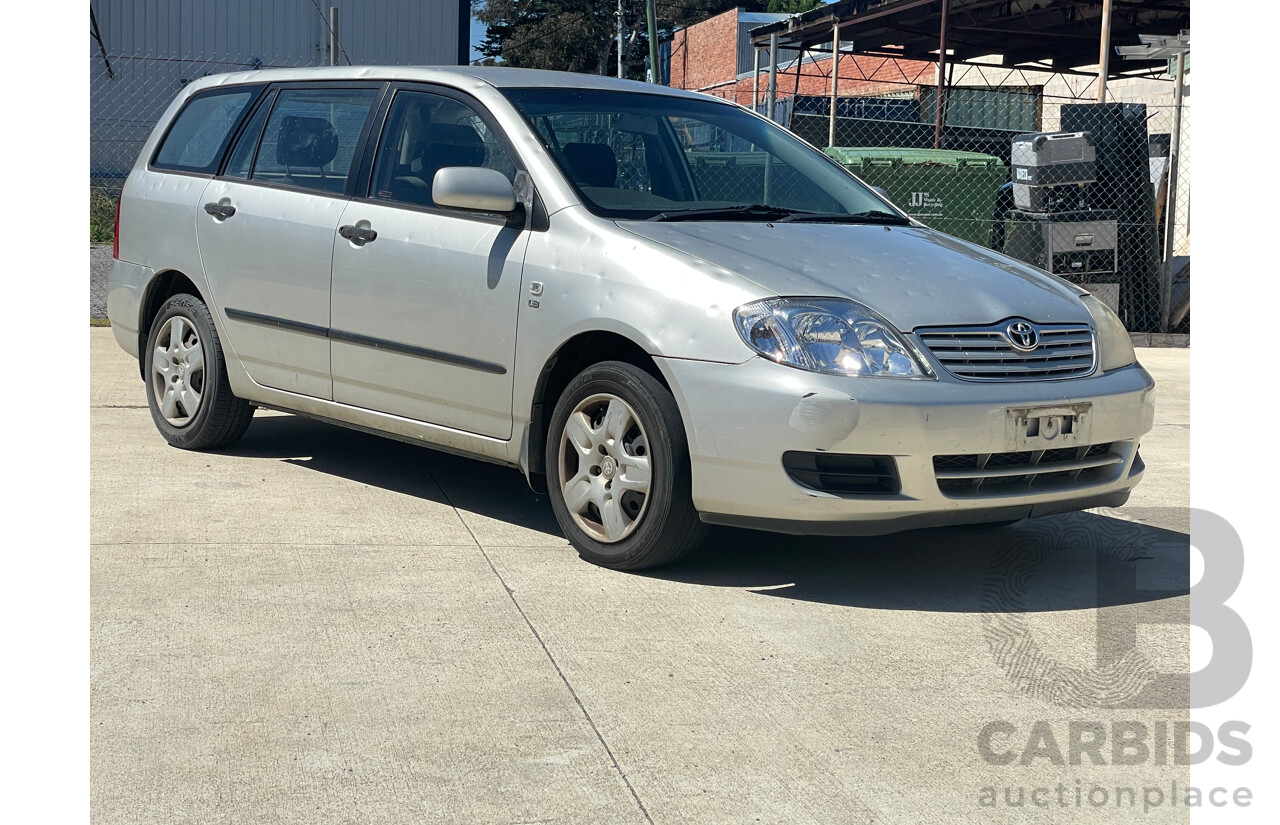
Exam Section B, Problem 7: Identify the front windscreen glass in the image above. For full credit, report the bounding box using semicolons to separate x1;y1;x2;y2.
501;87;903;223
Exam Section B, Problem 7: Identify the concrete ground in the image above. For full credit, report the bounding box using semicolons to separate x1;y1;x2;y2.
91;331;1191;825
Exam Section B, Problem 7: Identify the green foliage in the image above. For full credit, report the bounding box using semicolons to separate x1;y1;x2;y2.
90;189;116;244
765;0;825;13
475;0;760;78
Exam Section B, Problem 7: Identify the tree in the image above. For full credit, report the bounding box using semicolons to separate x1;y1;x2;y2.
475;0;765;78
475;1;617;75
765;0;825;13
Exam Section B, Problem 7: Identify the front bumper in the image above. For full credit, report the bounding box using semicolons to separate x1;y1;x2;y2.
658;356;1155;535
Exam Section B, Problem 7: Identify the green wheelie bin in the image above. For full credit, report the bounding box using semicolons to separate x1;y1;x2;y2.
824;147;1007;245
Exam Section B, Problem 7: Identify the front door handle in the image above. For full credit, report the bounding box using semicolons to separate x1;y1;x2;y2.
203;202;236;219
339;224;378;245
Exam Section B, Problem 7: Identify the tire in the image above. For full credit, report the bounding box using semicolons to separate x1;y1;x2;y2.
545;361;708;570
143;293;253;450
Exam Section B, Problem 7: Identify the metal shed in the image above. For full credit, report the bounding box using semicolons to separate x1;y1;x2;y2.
90;0;469;181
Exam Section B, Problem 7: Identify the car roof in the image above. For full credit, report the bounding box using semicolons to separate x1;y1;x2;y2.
185;64;726;105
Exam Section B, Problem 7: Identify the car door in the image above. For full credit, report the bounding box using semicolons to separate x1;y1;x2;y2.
329;87;529;439
196;84;382;399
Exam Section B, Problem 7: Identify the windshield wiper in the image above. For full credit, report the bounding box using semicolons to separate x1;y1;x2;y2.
777;210;912;225
645;204;821;222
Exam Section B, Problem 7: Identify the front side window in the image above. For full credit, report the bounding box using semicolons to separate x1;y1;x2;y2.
370;91;517;209
153;88;257;173
248;88;379;194
503;88;899;223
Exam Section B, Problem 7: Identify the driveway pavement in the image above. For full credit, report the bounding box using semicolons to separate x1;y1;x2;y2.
91;329;1191;824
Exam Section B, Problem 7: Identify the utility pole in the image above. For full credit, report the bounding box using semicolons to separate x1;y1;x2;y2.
329;6;339;66
828;19;840;147
752;47;760;109
767;32;779;121
1160;46;1186;332
645;0;660;83
1115;30;1190;331
1097;0;1114;102
617;0;624;79
933;0;949;149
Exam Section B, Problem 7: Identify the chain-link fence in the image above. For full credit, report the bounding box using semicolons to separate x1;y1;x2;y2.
90;9;1190;335
732;74;1191;335
89;0;358;318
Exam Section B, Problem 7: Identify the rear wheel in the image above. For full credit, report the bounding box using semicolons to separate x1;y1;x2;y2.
144;293;253;450
546;361;707;570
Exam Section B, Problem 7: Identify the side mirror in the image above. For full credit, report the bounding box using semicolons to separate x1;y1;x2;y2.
870;185;891;203
432;167;518;214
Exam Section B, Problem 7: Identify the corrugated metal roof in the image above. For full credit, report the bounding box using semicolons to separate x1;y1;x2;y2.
748;0;1190;72
90;0;465;66
736;13;800;77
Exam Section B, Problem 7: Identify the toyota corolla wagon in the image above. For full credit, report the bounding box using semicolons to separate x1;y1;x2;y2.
108;66;1155;570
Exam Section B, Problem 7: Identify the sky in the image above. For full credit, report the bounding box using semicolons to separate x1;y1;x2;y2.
469;14;485;63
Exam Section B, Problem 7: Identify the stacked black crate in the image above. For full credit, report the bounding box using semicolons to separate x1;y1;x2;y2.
1001;130;1122;317
1061;103;1162;331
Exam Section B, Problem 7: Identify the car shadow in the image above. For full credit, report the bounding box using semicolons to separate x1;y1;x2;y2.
221;413;1189;614
652;515;1188;613
224;411;563;535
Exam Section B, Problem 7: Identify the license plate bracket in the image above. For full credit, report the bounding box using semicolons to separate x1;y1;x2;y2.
1005;402;1092;450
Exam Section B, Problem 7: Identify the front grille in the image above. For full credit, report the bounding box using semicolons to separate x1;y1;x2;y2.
916;322;1096;381
934;443;1122;497
783;452;900;496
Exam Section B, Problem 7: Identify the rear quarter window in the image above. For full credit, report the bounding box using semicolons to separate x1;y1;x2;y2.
153;88;259;174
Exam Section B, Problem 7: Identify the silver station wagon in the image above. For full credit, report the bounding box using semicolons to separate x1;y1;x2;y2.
108;66;1155;570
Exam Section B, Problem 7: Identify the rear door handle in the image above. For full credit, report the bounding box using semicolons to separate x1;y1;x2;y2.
203;202;236;219
339;224;378;245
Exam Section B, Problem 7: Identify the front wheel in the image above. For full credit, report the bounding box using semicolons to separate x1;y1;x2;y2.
546;361;708;570
144;293;253;450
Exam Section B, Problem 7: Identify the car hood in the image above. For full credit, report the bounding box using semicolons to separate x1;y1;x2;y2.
616;221;1089;330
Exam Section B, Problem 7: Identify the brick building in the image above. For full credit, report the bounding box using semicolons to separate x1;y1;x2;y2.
668;7;935;107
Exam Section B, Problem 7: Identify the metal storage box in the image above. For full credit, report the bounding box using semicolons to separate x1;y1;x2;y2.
1011;131;1097;212
1012;181;1091;213
1002;209;1118;278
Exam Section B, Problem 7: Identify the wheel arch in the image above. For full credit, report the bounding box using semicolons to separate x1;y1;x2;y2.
521;330;683;493
137;270;204;380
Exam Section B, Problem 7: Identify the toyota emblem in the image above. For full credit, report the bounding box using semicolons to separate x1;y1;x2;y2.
1005;320;1040;352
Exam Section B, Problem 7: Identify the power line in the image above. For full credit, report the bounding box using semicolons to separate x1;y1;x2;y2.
90;6;114;78
481;2;732;64
490;10;589;56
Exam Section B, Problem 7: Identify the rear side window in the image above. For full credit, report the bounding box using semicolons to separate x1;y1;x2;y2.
222;91;277;179
249;88;378;194
153;89;257;173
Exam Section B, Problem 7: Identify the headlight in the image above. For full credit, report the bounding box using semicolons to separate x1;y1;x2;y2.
734;298;930;378
1080;294;1136;372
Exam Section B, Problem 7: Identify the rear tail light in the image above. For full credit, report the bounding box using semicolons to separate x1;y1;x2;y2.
112;188;123;260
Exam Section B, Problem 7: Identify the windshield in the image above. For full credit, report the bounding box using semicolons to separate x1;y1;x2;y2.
501;88;902;222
